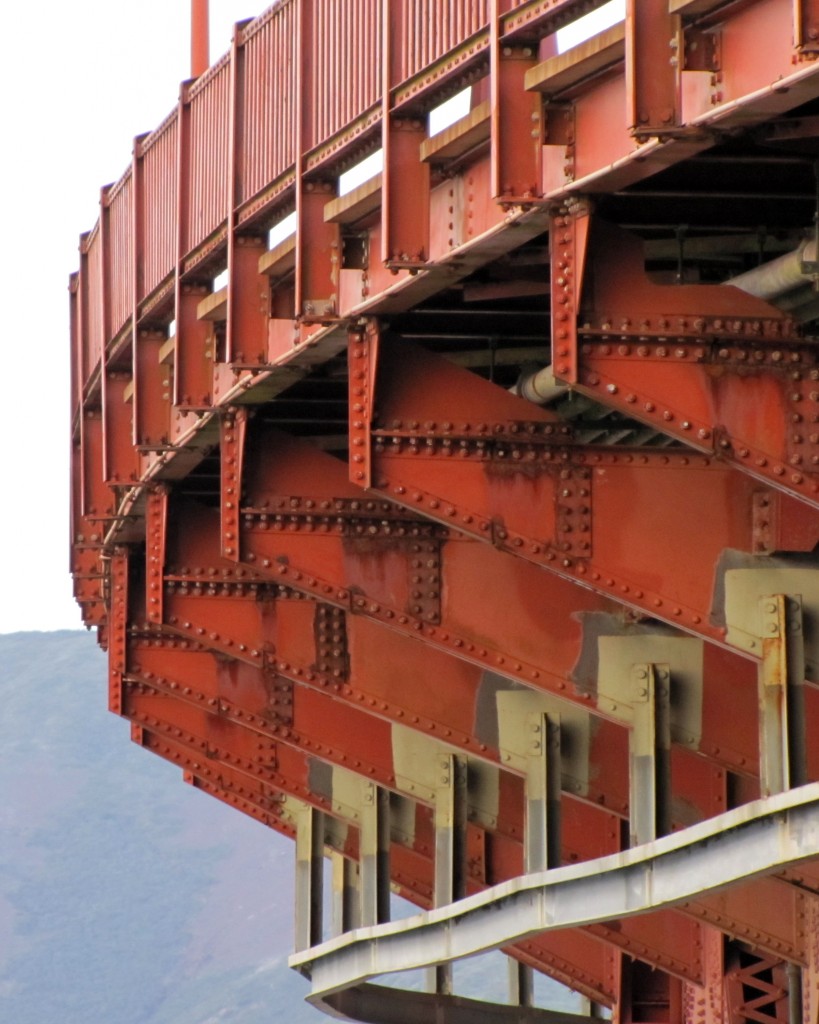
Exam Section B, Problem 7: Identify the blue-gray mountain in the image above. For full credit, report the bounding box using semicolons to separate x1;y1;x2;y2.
0;631;323;1024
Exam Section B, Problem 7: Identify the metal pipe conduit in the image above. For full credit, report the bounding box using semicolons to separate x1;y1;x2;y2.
191;0;209;78
727;238;817;302
514;234;817;408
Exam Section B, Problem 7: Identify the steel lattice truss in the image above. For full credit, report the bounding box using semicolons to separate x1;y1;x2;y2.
71;2;819;1021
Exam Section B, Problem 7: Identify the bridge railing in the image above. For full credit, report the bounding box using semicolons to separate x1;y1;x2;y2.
104;169;134;343
76;0;613;397
186;55;232;254
80;223;104;387
239;2;298;206
138;110;179;303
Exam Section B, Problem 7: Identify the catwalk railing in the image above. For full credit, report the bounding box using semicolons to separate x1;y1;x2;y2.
72;0;819;410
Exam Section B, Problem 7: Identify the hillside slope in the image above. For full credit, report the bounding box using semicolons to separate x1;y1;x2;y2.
0;631;323;1024
0;631;579;1022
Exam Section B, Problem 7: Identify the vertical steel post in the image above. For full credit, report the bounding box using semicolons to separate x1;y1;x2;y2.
359;781;390;929
78;237;92;519
348;320;379;489
130;134;145;445
525;711;562;875
758;595;807;796
801;896;819;1024
787;961;804;1024
108;549;129;717
225;23;241;366
331;852;359;938
99;185;115;484
173;82;214;409
433;754;468;906
430;754;467;995
145;486;168;625
629;664;671;847
220;407;246;562
293;1;339;322
508;958;534;1009
381;0;429;269
549;204;590;387
295;804;324;953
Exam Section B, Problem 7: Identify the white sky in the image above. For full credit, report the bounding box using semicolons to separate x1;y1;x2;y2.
0;1;268;633
0;1;618;634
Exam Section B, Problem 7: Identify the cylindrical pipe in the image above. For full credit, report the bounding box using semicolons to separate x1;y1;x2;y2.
727;238;816;301
511;365;567;405
191;0;210;78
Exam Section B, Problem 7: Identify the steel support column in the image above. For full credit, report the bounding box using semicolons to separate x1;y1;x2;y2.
296;802;325;953
758;595;807;797
431;754;468;995
360;781;391;930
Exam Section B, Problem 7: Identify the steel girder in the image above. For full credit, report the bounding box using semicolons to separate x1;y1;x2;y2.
69;1;819;1021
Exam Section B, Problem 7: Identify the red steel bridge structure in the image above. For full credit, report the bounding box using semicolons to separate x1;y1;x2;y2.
70;1;819;1020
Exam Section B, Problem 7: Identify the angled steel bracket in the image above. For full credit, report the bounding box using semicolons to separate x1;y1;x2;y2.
596;634;703;750
391;724;500;833
724;567;818;677
295;802;325;953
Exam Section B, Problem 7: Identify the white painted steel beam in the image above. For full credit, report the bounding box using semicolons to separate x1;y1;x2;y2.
291;785;819;1001
295;804;325;953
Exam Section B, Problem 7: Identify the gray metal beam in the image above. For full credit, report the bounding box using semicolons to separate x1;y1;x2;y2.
431;753;467;996
291;784;819;1000
509;710;561;1009
525;713;562;874
629;664;671;846
434;754;468;907
331;851;359;938
359;782;390;929
507;958;535;1010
